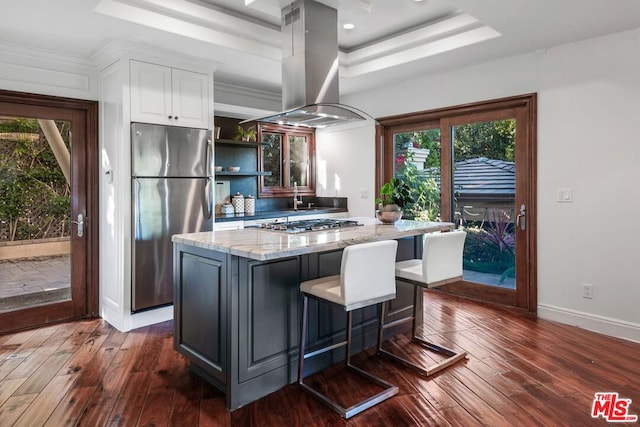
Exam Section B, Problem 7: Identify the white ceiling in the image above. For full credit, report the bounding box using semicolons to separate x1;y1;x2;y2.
3;0;640;98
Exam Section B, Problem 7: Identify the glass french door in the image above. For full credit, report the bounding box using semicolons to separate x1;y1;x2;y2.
380;95;536;311
443;109;524;307
0;92;97;332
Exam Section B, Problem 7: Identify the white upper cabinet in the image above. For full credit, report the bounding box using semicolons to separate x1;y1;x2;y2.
171;68;210;129
130;60;209;129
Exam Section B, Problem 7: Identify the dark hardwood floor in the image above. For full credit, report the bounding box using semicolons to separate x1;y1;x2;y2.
1;291;639;426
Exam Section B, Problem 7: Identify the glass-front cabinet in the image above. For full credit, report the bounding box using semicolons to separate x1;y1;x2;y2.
258;123;315;198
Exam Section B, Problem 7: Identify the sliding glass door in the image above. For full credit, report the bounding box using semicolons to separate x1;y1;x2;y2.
378;95;536;311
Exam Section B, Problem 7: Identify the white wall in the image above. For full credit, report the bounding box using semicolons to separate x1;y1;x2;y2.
316;123;376;218
342;28;640;342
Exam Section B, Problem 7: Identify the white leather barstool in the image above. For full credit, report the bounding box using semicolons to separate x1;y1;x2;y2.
378;230;468;376
298;240;399;419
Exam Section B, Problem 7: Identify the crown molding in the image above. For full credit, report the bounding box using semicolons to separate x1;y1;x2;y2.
92;39;220;73
0;41;95;71
0;41;95;99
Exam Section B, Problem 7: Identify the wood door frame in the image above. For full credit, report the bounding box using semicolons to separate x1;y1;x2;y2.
376;94;537;313
0;89;99;332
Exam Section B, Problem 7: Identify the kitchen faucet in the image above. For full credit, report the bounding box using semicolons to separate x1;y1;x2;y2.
293;182;303;210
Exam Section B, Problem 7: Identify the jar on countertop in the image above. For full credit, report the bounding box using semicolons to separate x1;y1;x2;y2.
220;203;234;215
244;195;255;215
232;192;244;213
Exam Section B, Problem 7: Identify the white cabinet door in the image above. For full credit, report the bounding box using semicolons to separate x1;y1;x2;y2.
130;61;172;125
172;68;209;129
130;61;209;128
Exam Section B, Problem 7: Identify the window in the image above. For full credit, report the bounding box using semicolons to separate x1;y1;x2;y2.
258;123;315;198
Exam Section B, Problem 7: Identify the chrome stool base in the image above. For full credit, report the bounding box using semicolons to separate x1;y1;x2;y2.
298;295;398;419
377;284;467;377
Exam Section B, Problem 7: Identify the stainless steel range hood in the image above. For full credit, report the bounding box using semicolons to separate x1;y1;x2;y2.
242;0;369;128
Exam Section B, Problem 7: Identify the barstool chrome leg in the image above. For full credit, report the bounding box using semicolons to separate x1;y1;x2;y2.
298;297;398;419
346;311;353;366
297;295;309;386
378;284;467;377
377;301;386;352
411;284;420;339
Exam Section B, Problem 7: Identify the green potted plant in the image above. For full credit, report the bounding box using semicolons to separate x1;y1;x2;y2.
375;177;410;223
234;125;256;142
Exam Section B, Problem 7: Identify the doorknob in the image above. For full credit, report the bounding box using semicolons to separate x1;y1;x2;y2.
516;204;526;231
71;213;84;237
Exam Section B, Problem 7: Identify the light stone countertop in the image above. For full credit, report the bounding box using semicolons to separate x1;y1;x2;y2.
172;218;455;261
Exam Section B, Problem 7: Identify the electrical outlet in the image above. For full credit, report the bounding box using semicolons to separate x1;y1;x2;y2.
582;283;593;299
360;188;369;199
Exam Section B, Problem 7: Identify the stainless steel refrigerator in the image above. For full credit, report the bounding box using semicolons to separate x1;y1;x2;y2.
131;122;213;312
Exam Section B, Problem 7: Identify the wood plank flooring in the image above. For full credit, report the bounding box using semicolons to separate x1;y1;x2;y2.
1;291;639;426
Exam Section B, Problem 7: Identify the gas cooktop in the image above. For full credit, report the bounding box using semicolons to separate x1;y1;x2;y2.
259;219;362;233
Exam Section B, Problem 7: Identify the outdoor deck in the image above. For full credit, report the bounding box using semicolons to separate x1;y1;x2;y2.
0;255;70;313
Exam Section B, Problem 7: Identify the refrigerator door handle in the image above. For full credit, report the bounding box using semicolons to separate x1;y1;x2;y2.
203;178;213;219
133;179;142;239
206;138;212;177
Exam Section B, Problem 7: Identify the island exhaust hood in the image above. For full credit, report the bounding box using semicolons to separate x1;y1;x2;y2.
242;0;369;128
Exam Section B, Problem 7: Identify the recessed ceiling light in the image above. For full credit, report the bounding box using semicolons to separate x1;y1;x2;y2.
343;23;355;30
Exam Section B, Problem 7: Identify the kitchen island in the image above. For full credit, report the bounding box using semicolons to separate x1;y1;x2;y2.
172;219;453;410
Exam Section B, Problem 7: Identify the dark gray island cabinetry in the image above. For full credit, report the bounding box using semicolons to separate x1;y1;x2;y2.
172;219;453;410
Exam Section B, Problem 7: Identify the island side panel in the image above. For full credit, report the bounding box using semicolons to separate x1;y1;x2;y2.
173;243;228;390
229;256;303;409
173;235;424;411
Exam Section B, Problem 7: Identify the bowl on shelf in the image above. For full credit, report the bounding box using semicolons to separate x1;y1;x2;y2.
226;166;241;172
214;166;223;172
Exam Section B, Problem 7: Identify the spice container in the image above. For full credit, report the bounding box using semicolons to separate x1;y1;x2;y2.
232;192;245;213
244;195;255;215
220;203;234;215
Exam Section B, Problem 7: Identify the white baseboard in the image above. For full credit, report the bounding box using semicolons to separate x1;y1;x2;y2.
129;305;174;331
100;304;173;332
538;304;640;344
100;303;126;332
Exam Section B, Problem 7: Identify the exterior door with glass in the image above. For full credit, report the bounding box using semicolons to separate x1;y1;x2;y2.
0;92;97;333
380;94;536;311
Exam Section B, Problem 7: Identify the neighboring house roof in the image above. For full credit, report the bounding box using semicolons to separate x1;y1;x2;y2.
454;157;515;201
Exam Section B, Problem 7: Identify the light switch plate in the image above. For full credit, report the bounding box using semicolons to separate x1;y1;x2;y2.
557;188;572;203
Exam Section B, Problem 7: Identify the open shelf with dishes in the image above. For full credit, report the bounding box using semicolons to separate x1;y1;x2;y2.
214;138;270;177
